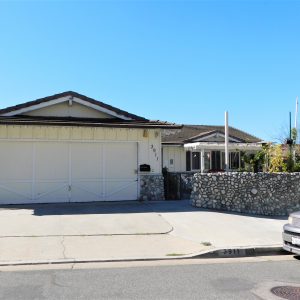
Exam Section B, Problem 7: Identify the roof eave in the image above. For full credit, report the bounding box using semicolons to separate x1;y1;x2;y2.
0;119;181;129
183;142;262;151
0;91;148;122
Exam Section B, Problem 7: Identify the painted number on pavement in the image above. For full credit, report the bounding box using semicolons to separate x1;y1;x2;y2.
220;249;246;257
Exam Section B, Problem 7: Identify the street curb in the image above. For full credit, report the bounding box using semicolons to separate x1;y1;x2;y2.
192;245;288;259
0;245;289;267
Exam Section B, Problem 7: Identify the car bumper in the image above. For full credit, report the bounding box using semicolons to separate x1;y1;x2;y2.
282;230;300;255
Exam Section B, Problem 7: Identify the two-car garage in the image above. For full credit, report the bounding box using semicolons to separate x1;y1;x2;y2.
0;91;173;205
0;141;138;204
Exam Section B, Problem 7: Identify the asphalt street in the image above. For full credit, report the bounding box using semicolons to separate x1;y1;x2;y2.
0;256;300;300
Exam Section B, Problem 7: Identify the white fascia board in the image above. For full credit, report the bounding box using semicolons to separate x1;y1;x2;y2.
184;142;262;151
192;132;241;143
2;97;70;116
2;96;134;120
73;97;133;120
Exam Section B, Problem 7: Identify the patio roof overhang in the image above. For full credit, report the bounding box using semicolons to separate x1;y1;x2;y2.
183;142;262;151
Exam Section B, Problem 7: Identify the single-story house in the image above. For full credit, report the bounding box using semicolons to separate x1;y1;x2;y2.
0;91;180;205
162;125;262;173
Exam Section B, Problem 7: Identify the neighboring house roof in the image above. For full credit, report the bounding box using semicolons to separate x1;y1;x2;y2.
0;91;181;129
162;125;261;144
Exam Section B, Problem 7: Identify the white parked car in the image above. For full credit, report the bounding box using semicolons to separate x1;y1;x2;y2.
283;211;300;255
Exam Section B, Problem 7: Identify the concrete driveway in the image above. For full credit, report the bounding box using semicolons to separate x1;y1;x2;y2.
0;200;289;264
0;201;172;236
0;200;288;246
151;201;288;248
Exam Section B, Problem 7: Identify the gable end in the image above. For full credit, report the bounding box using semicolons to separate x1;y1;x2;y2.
0;91;148;121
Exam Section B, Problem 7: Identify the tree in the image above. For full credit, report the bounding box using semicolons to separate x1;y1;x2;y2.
268;145;287;172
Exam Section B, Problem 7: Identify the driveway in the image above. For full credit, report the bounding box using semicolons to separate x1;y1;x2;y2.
0;200;287;246
0;202;172;236
151;201;288;248
0;200;288;264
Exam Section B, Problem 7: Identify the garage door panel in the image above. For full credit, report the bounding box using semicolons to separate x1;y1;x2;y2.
34;143;69;203
34;182;69;203
71;142;138;201
104;143;137;201
0;182;32;204
0;142;33;180
71;144;103;179
105;180;137;201
35;143;69;180
105;143;137;178
71;184;102;202
71;143;103;202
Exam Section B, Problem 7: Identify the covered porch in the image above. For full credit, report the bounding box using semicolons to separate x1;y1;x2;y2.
184;142;262;173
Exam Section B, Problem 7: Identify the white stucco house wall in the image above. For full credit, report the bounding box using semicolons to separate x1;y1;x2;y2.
0;91;179;204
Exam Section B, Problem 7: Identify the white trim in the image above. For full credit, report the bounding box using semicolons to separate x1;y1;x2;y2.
0;138;140;143
2;96;134;121
184;142;262;151
225;111;229;171
73;97;132;120
190;132;241;143
2;97;70;116
200;149;205;173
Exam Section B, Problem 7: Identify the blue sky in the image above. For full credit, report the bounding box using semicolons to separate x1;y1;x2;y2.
0;0;299;141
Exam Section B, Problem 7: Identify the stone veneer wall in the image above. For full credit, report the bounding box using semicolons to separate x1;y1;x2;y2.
191;172;300;216
140;174;165;201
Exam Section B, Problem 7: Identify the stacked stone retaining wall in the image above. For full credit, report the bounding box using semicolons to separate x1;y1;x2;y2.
191;172;300;216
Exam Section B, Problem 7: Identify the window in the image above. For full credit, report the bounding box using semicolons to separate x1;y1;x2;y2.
230;152;240;169
211;151;221;170
192;152;200;170
186;151;202;171
186;151;191;171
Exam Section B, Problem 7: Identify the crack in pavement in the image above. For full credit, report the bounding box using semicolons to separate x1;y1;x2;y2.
61;236;67;259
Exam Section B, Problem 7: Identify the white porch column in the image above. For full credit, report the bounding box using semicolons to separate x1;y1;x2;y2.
225;111;229;172
200;149;205;173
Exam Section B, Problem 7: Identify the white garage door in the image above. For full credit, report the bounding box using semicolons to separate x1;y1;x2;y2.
0;141;138;204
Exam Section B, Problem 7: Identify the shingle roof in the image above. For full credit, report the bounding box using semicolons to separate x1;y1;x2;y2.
0;91;182;129
162;125;261;144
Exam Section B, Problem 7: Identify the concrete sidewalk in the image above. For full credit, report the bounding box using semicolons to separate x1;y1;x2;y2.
0;200;288;265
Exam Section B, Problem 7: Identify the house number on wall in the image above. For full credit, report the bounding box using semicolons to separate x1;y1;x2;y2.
151;144;159;161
